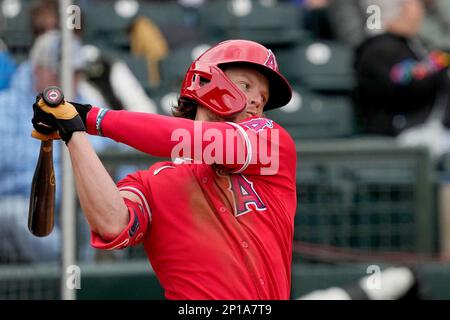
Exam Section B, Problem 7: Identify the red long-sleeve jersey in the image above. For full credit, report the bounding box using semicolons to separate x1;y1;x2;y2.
86;107;297;300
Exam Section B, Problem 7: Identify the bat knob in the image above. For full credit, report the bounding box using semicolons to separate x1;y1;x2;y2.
43;86;64;107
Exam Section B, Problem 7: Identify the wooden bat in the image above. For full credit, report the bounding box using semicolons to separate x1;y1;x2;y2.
28;86;64;237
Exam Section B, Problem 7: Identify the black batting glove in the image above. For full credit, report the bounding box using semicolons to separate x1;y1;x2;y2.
32;94;93;144
70;101;92;126
34;97;84;144
32;96;59;135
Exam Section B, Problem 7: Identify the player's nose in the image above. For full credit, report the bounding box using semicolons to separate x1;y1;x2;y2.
248;94;264;110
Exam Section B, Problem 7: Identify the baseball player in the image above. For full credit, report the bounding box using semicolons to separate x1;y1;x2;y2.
31;40;297;299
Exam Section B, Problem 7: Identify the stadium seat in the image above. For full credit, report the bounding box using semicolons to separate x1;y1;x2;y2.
84;1;186;50
439;152;450;175
198;0;310;47
134;83;178;116
267;87;355;139
118;54;150;91
277;41;356;92
1;0;32;53
83;2;131;50
159;43;211;91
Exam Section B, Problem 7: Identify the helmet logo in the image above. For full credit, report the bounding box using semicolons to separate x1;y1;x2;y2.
264;49;278;71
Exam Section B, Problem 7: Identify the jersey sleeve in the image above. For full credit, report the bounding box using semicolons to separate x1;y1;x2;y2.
90;171;152;250
86;108;295;181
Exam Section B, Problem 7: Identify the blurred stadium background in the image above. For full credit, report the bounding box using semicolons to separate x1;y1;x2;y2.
1;0;450;300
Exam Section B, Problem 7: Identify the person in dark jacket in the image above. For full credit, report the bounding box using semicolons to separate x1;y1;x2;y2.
354;0;450;136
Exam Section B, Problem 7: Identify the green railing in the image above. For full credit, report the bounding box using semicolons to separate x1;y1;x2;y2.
2;261;450;299
295;138;435;254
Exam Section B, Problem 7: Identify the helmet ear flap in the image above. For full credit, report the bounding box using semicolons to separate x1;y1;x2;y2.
181;65;247;117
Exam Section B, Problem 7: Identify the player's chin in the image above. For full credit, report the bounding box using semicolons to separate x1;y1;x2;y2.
234;112;256;123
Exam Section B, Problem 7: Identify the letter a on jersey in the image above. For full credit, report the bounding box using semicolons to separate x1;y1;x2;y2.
229;175;266;216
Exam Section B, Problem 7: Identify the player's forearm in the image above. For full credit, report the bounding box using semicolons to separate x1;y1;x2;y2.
67;132;129;241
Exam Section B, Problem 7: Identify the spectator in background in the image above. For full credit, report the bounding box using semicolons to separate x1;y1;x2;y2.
0;39;16;90
27;0;157;114
420;0;450;51
328;0;450;49
353;0;450;158
128;16;169;89
0;31;110;263
27;0;101;105
30;0;59;41
6;0;60;111
0;0;16;90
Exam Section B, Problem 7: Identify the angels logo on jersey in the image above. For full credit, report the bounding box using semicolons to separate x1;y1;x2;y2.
264;49;278;71
241;118;274;133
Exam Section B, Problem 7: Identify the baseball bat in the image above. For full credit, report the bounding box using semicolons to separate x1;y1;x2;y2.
28;86;64;237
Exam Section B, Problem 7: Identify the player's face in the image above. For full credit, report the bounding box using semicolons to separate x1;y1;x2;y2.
224;66;269;122
195;66;270;122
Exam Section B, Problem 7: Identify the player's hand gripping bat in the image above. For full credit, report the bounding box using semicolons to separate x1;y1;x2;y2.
28;86;64;237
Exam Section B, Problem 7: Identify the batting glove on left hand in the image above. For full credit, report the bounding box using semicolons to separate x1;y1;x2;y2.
32;95;92;144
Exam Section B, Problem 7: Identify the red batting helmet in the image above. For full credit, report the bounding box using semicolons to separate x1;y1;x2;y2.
180;39;292;117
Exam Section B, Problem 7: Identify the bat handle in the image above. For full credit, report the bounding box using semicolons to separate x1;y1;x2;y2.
41;139;53;152
28;139;56;237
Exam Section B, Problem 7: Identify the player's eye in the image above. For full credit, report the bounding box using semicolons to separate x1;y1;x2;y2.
237;81;251;91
